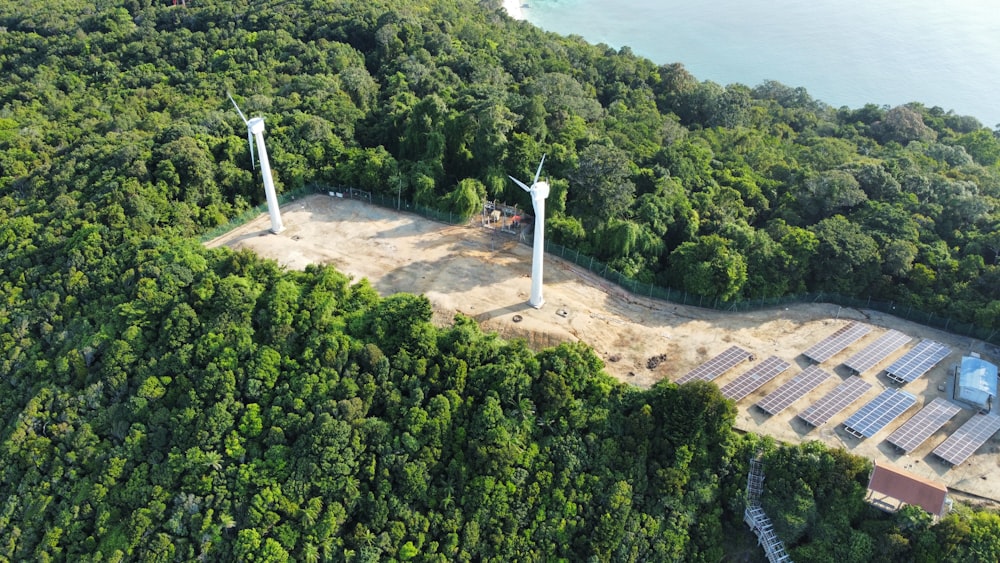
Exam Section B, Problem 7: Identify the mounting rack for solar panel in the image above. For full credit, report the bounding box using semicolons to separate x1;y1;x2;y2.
843;329;912;375
802;321;871;364
932;414;1000;466
842;388;917;439
721;356;791;402
884;339;950;384
755;365;832;416
677;345;754;384
798;376;873;428
885;397;961;454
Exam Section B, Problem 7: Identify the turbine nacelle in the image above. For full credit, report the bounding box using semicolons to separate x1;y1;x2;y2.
246;117;266;169
531;181;550;200
508;154;549;201
248;116;266;135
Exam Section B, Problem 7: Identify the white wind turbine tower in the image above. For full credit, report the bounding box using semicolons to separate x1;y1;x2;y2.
509;155;549;308
228;93;284;234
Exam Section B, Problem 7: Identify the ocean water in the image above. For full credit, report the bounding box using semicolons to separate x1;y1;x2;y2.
522;0;1000;127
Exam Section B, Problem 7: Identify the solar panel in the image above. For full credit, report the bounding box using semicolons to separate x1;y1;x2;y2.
933;414;1000;466
802;321;872;363
720;356;791;401
755;365;832;415
842;329;913;374
676;345;753;384
797;376;873;427
842;388;918;438
885;339;950;384
886;398;962;453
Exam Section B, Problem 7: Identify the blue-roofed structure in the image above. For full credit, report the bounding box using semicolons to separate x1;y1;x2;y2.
955;356;998;412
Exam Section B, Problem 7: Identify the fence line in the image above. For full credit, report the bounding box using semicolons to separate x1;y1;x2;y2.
204;184;1000;347
542;236;1000;347
200;184;469;244
198;185;318;243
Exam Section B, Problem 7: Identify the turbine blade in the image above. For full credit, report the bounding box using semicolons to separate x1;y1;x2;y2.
227;92;249;125
248;131;256;170
509;175;531;193
533;154;546;185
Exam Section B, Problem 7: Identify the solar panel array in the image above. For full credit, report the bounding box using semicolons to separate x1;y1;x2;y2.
885;339;951;384
933;414;1000;466
842;388;918;438
755;365;832;415
676;345;753;384
802;321;872;363
886;398;962;453
720;356;791;401
842;330;912;374
798;376;873;427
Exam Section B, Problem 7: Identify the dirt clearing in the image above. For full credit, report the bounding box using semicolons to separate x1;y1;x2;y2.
206;194;1000;507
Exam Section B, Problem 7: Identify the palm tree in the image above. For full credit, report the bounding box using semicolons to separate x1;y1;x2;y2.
300;542;320;563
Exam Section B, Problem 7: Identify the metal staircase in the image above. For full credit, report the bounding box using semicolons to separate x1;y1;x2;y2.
744;455;792;563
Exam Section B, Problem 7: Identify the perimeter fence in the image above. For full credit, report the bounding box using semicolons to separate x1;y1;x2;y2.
199;184;470;244
545;236;1000;346
543;239;1000;347
203;184;1000;347
198;185;318;243
338;187;469;225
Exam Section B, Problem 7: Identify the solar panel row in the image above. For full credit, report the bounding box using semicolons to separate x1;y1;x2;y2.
842;388;917;438
666;328;983;467
798;376;873;427
676;345;753;384
802;321;871;363
885;339;950;384
755;365;832;416
842;329;912;374
933;414;1000;466
720;356;791;401
885;398;962;453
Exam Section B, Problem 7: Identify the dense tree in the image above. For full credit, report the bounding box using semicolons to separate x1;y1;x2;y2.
872;105;938;145
809;215;882;294
666;234;748;301
564;143;635;224
797;170;868;222
1;1;999;561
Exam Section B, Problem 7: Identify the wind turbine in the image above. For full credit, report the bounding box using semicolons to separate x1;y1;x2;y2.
228;93;284;234
509;155;549;308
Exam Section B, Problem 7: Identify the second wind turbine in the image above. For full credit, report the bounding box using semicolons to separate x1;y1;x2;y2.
509;155;550;309
228;93;284;234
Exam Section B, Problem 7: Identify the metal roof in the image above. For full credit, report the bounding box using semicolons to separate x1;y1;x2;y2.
956;356;998;409
867;462;948;517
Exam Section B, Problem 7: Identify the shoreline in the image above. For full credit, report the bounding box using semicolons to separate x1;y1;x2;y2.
502;0;524;20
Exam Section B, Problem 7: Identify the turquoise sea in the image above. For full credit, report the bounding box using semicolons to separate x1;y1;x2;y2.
522;0;1000;128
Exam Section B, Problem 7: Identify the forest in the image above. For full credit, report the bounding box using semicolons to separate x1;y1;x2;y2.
1;0;1000;560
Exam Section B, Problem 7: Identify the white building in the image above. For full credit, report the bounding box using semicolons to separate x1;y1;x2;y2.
954;355;998;413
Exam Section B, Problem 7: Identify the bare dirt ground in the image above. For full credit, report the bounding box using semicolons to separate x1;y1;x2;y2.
206;194;1000;508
